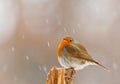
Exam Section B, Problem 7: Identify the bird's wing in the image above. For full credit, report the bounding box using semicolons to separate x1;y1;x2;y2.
65;45;92;60
74;43;88;52
74;43;92;59
65;45;109;71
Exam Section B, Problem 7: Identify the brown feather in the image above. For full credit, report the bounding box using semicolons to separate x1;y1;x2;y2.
63;45;109;71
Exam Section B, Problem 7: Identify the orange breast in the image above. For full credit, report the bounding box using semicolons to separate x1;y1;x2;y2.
57;40;69;57
57;37;74;57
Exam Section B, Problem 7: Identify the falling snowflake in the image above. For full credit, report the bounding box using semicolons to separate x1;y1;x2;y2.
11;46;15;52
45;19;49;24
26;56;29;60
43;66;47;74
47;42;50;47
113;62;117;71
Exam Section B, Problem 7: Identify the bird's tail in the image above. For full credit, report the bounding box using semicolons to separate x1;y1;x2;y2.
93;60;109;71
78;55;109;71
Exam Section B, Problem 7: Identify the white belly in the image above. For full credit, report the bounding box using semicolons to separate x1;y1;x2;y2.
58;57;95;70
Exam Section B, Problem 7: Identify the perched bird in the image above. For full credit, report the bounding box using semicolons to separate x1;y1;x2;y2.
57;36;108;71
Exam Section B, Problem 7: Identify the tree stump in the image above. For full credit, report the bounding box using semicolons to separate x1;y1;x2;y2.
46;67;76;84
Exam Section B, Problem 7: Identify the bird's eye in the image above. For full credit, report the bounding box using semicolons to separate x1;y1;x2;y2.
70;39;73;42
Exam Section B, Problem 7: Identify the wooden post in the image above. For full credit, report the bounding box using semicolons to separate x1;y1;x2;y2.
46;67;76;84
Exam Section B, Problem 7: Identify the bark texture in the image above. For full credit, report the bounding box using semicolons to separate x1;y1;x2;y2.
46;67;75;84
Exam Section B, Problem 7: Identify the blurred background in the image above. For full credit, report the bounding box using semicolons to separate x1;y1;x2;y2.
0;0;120;84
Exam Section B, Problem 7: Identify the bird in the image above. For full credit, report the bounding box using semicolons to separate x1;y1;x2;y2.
57;36;109;71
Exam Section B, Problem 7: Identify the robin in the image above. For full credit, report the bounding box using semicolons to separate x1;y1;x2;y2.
57;36;109;71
